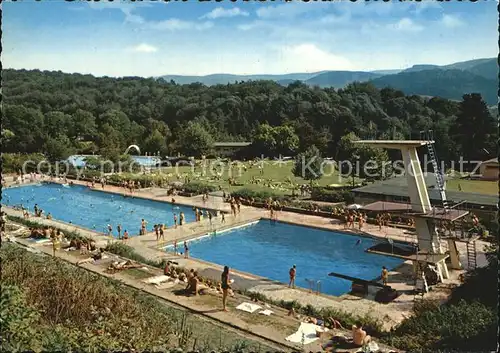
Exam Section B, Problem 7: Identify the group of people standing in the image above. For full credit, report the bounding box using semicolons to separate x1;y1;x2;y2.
344;211;367;230
106;223;129;241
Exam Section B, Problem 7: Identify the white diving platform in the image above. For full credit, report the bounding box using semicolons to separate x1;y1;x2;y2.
354;140;454;285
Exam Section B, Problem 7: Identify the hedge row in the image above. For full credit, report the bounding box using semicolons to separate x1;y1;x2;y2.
182;181;218;195
310;187;355;204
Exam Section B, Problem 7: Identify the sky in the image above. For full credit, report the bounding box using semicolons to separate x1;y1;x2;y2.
3;0;498;77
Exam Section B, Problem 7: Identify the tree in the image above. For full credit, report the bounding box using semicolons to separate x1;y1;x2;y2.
252;123;276;156
293;145;324;183
1;68;493;166
338;132;391;180
71;109;97;140
43;135;75;162
252;123;299;157
143;129;168;155
274;125;299;156
176;121;214;157
454;93;496;164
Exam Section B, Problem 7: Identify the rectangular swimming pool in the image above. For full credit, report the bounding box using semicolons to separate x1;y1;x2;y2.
176;221;405;296
2;183;196;236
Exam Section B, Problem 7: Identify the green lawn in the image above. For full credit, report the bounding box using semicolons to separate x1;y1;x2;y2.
123;160;498;198
446;179;498;195
149;160;362;195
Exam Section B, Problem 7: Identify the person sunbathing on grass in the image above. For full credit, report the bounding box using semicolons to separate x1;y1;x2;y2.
77;248;105;265
183;271;199;296
65;238;82;250
352;322;371;347
30;228;45;239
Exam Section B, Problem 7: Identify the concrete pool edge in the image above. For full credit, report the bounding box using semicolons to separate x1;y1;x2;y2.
1;205;114;242
4;181;231;215
158;218;411;300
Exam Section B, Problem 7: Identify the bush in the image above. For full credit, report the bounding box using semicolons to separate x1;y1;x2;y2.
383;244;499;352
1;153;46;173
310;187;354;204
183;181;217;195
105;242;165;268
1;244;270;352
231;188;287;203
383;300;497;352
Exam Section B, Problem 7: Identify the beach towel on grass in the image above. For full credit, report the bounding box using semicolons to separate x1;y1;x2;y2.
285;322;328;345
94;255;109;262
143;275;170;285
34;238;52;244
155;281;176;289
236;302;262;313
259;309;273;316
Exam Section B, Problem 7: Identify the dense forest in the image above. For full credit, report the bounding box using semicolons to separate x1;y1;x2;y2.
2;69;496;169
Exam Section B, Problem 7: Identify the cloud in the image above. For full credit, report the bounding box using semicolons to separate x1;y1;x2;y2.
390;18;424;32
121;8;145;24
441;14;463;28
150;19;213;31
237;20;265;31
130;44;158;53
256;3;320;19
318;13;351;25
201;7;249;19
277;44;354;72
87;1;150;24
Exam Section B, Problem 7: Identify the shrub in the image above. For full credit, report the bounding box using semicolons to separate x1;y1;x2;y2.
1;244;269;352
183;181;217;195
105;242;166;268
383;300;497;352
0;284;43;352
310;187;354;204
231;188;287;203
2;153;46;174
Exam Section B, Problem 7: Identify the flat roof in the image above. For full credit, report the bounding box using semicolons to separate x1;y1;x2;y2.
409;208;469;221
361;201;413;213
352;174;498;207
354;140;433;149
481;158;498;165
213;142;251;147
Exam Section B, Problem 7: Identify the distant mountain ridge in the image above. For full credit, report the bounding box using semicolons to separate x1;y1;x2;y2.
159;57;497;104
369;68;497;105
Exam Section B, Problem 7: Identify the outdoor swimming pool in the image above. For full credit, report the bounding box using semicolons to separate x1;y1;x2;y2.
67;155;161;167
176;221;405;296
2;183;195;236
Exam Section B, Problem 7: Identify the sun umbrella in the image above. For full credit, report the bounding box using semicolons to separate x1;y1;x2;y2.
346;204;363;210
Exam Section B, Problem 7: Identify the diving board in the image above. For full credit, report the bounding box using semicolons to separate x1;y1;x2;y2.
328;272;392;295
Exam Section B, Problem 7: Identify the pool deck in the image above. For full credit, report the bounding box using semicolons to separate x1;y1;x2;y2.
2;178;490;335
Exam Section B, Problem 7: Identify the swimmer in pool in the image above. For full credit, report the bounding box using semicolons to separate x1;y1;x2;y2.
355;239;362;246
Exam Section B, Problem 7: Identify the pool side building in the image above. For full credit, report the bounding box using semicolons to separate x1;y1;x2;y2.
351;174;498;212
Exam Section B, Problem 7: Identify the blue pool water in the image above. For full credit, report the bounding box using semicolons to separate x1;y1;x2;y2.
67;155;161;167
179;221;405;296
2;183;195;236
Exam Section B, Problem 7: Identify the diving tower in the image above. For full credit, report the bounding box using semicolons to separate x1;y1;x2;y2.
354;139;470;290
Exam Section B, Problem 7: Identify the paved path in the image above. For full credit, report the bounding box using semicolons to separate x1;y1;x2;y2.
2;178;490;333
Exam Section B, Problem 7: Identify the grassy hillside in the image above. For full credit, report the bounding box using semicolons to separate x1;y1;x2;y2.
0;243;271;352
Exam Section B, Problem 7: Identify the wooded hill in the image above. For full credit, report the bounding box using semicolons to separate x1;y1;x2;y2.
2;69;496;168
